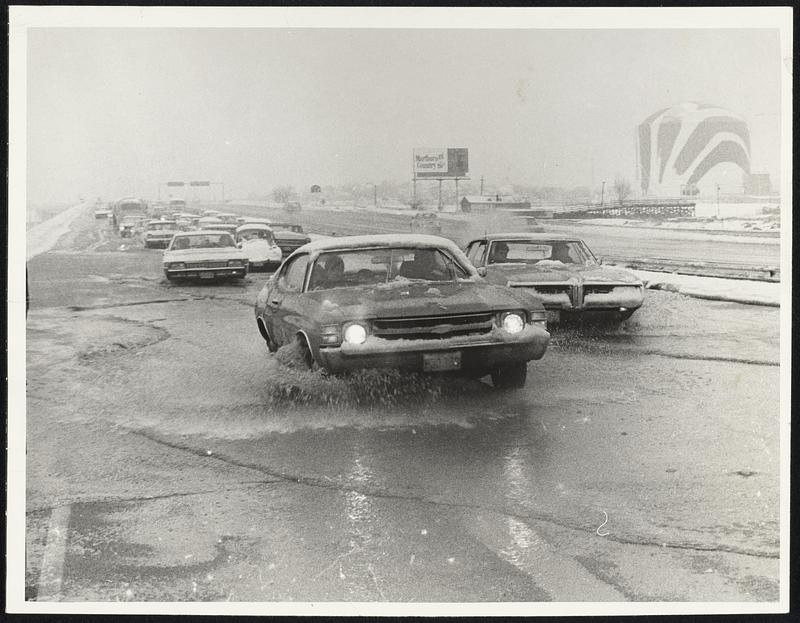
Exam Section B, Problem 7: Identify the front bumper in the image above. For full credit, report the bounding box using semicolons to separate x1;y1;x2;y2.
145;237;173;247
316;326;549;373
164;266;247;279
511;284;643;316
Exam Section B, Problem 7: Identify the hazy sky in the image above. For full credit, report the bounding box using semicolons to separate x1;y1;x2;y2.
26;27;782;203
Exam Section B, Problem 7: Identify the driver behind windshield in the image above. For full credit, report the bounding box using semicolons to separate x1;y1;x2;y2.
398;249;449;280
488;242;509;264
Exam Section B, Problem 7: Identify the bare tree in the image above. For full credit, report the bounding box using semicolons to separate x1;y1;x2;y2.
272;185;295;203
613;177;632;205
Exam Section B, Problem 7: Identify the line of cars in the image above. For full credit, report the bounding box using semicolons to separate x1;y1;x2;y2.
157;210;311;281
252;231;644;388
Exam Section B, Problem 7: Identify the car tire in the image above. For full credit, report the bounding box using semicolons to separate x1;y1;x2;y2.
491;362;528;389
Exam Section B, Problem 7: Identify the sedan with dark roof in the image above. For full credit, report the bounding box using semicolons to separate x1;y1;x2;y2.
254;235;550;388
464;233;644;323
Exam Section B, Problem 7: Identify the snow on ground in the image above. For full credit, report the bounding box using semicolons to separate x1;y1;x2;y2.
575;216;779;235
26;202;89;260
632;269;780;307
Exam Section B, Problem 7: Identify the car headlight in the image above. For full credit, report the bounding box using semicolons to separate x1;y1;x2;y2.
168;262;186;270
501;312;525;334
343;323;367;345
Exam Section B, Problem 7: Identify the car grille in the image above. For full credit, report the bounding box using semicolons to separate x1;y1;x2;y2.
372;312;494;341
529;284;572;296
583;284;615;295
185;261;229;269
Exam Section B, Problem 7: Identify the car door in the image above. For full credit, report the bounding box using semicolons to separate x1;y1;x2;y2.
266;253;309;345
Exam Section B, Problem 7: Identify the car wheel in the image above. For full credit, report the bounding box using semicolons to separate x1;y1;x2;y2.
491;362;528;389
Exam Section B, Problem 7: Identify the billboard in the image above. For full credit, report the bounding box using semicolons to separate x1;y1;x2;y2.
414;148;468;178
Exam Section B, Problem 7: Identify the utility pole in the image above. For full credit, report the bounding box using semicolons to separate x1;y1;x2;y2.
716;184;721;219
600;181;606;206
480;176;484;196
454;178;459;211
373;183;377;208
437;179;443;211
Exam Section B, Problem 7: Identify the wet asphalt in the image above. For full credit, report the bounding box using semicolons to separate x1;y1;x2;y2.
24;213;781;603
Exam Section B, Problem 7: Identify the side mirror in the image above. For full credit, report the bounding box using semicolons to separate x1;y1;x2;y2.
476;267;487;277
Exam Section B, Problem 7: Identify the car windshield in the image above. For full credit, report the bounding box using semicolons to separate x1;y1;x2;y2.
487;240;596;266
307;247;469;291
170;234;236;250
238;230;275;243
148;222;176;231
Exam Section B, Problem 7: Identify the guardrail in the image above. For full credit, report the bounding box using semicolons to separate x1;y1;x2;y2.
605;256;780;282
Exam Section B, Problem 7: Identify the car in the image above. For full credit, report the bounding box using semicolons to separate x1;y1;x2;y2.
464;233;644;323
269;222;312;257
410;212;442;235
118;216;142;238
162;230;248;282
235;224;283;272
254;234;550;388
94;207;112;219
285;201;302;213
201;209;221;218
216;212;239;224
143;219;179;248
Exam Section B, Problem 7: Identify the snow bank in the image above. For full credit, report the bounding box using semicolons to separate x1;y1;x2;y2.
26;202;89;260
633;269;780;307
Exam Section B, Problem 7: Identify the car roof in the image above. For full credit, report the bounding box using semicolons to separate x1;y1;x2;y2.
236;224;273;232
470;232;583;243
147;219;176;224
298;234;463;254
174;230;232;237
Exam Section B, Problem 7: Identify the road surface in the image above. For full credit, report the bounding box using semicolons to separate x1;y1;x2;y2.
23;210;781;605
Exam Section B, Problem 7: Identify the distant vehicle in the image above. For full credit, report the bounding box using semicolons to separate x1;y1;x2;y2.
410;212;442;235
254;234;550;388
269;222;311;257
143;219;179;248
112;197;148;227
118;216;141;238
162;231;248;282
285;201;302;213
216;212;239;224
240;217;272;227
464;233;644;323
235;224;282;272
201;209;221;218
197;216;223;229
169;199;187;213
94;206;112;219
175;213;200;231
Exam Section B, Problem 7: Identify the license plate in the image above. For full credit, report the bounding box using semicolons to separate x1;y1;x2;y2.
199;273;214;279
546;310;561;323
423;351;461;372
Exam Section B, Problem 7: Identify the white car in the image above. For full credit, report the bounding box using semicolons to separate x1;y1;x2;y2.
143;219;179;248
235;224;283;272
163;230;248;282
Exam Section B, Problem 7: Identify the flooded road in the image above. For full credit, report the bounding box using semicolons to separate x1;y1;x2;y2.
24;212;781;603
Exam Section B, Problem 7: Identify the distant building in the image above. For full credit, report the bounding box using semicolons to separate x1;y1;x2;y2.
743;173;772;196
460;195;532;212
638;102;751;197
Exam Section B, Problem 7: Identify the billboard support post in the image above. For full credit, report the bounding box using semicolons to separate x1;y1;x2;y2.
454;178;459;211
438;179;443;211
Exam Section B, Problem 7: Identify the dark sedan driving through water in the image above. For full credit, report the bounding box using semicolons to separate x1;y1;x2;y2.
254;235;550;388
